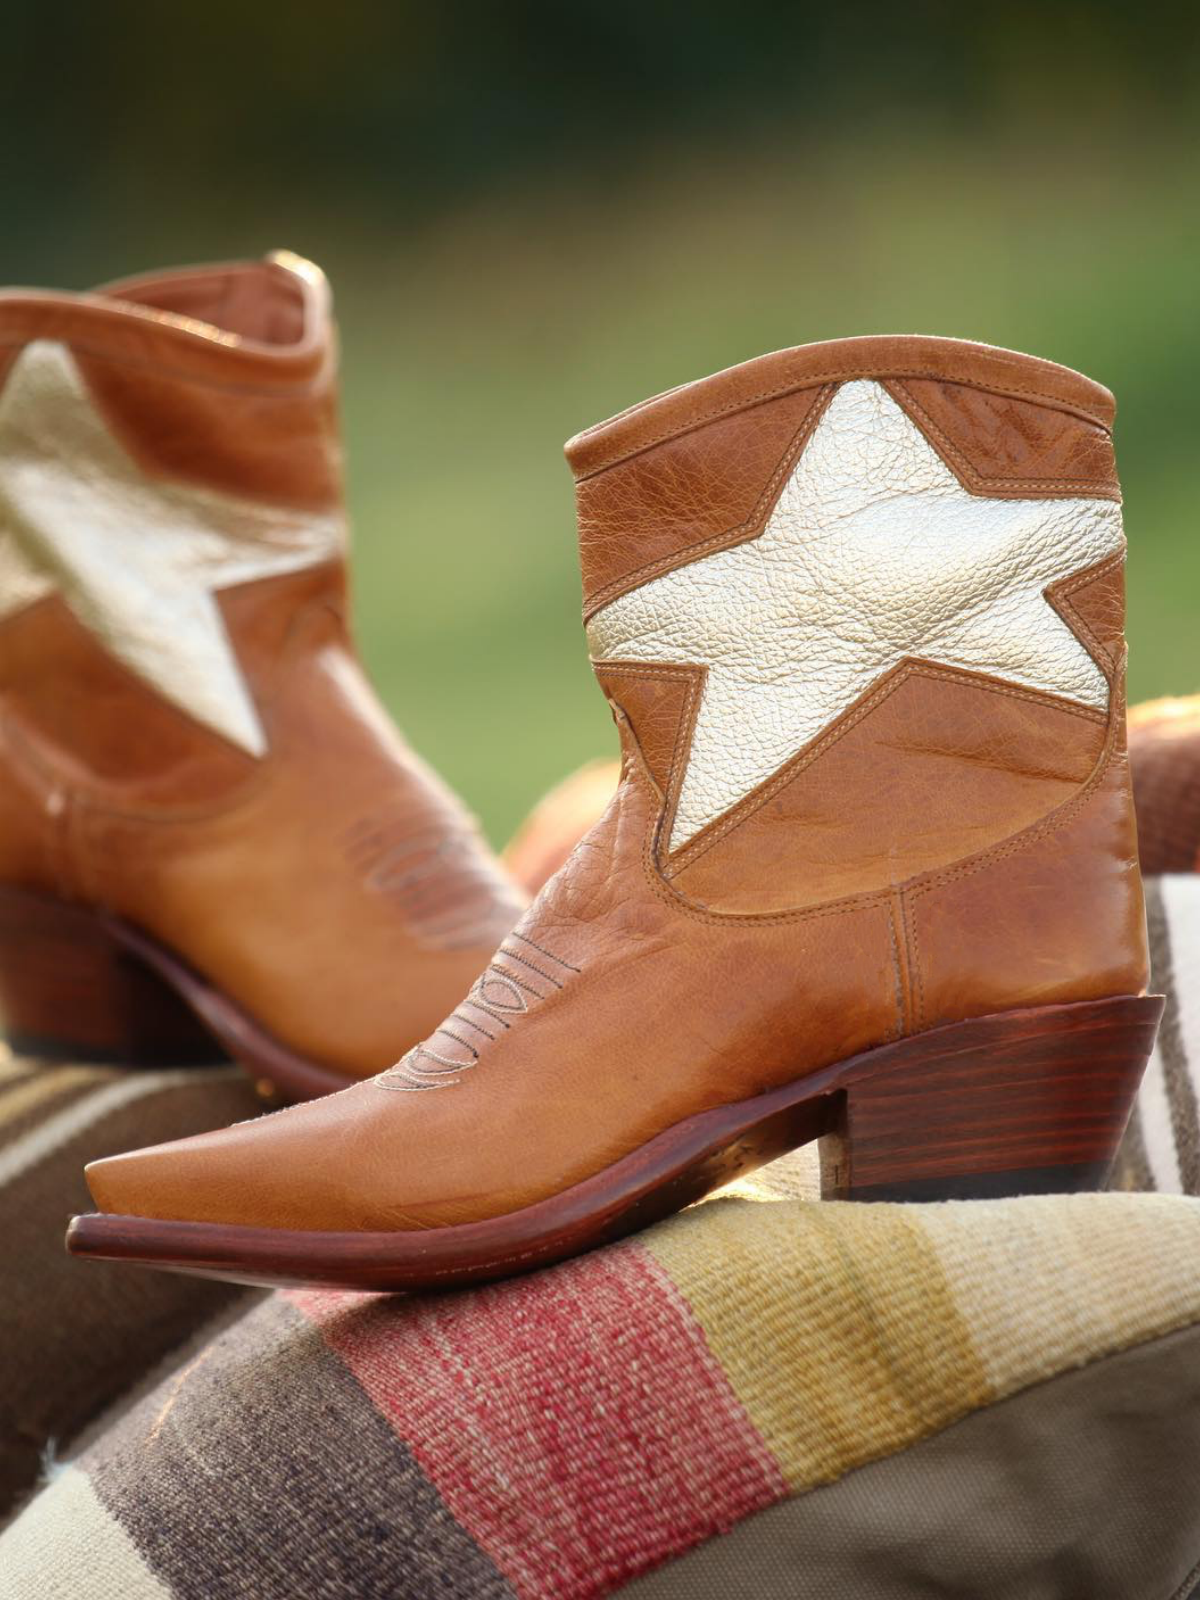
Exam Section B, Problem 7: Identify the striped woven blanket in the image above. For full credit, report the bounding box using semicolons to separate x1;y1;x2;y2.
3;1192;1199;1598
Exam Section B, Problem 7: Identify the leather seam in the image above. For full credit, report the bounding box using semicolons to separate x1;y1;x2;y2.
906;672;1126;909
1;716;79;900
884;378;1122;502
583;387;835;617
663;659;1106;879
12;578;349;833
620;665;1121;930
1046;552;1125;681
642;813;893;927
886;895;908;1041
623;731;895;929
594;661;702;812
64;786;99;902
574;369;1113;480
660;666;704;850
901;714;1127;1018
39;737;271;831
901;888;926;1032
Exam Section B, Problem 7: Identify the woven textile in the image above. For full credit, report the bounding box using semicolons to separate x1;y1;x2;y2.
0;1058;262;1515
1111;875;1200;1194
2;1190;1199;1598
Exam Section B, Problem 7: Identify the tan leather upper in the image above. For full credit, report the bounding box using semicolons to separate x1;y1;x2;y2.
0;254;523;1075
86;334;1151;1230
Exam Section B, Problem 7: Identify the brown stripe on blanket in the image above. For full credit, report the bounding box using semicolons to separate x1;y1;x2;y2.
0;1067;262;1517
1146;878;1200;1193
0;1063;101;1140
86;1295;516;1600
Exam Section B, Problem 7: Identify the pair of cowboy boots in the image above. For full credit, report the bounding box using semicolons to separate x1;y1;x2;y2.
0;253;1159;1290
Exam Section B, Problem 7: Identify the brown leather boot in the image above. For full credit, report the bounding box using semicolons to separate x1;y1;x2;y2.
70;334;1161;1290
0;252;523;1097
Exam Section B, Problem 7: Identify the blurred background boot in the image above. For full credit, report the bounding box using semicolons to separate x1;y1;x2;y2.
0;252;523;1098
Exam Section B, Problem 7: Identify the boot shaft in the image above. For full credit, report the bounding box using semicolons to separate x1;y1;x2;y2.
0;252;345;762
570;339;1127;868
567;334;1148;1010
0;251;341;510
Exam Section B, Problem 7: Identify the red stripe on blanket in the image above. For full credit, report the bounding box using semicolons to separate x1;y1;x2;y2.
290;1242;784;1598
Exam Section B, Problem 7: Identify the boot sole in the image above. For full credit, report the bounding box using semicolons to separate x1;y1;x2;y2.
0;882;354;1098
65;992;1163;1291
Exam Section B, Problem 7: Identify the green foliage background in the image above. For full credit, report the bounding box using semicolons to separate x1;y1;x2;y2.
4;5;1197;842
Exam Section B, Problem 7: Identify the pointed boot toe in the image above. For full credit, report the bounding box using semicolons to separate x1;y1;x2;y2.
81;1122;291;1235
78;1083;393;1234
85;1145;177;1220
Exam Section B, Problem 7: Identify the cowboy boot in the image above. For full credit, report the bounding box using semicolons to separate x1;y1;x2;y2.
70;334;1160;1289
0;252;522;1097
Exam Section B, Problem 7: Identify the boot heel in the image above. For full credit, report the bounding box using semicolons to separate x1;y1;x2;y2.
819;994;1163;1202
0;883;225;1065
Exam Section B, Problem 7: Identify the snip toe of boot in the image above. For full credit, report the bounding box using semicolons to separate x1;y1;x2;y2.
85;1129;252;1226
80;1078;410;1233
83;1104;333;1230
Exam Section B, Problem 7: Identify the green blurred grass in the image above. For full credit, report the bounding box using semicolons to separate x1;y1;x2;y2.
320;132;1200;845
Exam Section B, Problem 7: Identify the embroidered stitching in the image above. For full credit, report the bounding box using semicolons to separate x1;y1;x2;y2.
510;930;581;972
377;935;582;1093
1046;552;1124;681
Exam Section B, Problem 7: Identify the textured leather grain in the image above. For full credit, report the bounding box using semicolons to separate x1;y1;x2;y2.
86;332;1151;1233
591;660;703;801
886;377;1122;500
588;380;1123;850
575;383;831;616
0;255;523;1080
566;334;1115;472
906;735;1147;1030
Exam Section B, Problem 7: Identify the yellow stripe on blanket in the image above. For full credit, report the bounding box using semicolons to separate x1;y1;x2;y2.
643;1196;991;1490
645;1191;1200;1496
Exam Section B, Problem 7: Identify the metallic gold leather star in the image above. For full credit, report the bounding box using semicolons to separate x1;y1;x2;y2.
0;339;343;754
588;379;1124;849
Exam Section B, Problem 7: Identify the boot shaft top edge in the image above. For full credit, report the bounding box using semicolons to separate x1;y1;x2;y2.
565;333;1116;481
0;252;332;390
